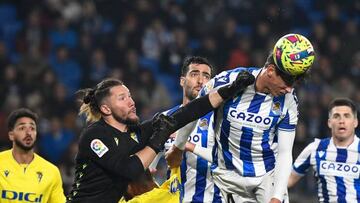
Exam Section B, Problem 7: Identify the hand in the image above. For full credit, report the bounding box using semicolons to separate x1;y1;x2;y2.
165;145;183;168
269;198;281;203
148;113;177;153
218;71;255;100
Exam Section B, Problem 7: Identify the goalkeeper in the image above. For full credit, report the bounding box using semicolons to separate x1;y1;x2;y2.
67;74;255;203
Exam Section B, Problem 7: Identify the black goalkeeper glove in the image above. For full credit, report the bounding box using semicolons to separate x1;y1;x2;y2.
217;70;255;100
148;113;177;153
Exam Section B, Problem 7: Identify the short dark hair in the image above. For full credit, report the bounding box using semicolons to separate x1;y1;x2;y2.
265;53;309;86
7;108;38;131
328;98;358;118
181;56;214;77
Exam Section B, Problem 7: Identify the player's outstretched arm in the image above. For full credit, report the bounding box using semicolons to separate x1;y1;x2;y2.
287;171;302;188
271;130;295;203
185;142;213;163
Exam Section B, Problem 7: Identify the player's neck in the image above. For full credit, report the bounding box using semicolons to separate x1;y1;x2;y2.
12;147;34;165
333;135;355;148
104;116;128;132
182;97;191;105
255;69;269;94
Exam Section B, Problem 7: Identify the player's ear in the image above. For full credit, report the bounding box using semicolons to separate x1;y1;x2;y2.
180;76;185;87
266;65;276;78
8;131;14;141
100;104;111;115
354;117;358;128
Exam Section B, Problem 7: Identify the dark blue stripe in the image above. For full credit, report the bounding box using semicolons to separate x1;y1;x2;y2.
166;105;181;116
180;153;187;199
191;113;212;202
212;184;222;203
220;97;241;170
293;155;311;174
192;157;207;202
316;139;330;203
356;141;360;201
336;148;347;202
247;94;266;113
262;96;285;172
239;94;265;176
240;126;255;176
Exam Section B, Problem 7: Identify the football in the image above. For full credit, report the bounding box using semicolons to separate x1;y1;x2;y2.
273;33;315;76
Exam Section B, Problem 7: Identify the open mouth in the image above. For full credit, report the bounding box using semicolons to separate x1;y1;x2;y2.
338;127;346;132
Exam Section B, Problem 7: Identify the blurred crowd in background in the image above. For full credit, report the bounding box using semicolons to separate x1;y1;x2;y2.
0;0;359;202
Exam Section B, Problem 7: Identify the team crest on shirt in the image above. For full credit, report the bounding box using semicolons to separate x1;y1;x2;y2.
198;118;209;131
271;102;282;115
36;171;43;183
90;139;109;158
169;177;181;193
114;137;119;146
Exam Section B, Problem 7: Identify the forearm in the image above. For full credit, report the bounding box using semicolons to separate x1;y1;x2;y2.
174;120;197;150
171;94;220;131
272;130;295;201
192;144;213;162
288;171;302;188
135;146;157;169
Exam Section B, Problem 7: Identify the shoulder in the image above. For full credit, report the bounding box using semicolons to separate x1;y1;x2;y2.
0;150;11;162
284;89;299;107
34;154;61;174
305;138;325;151
163;105;182;116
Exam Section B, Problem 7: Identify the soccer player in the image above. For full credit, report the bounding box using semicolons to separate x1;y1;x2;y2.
67;74;254;203
0;108;66;203
289;98;360;202
167;33;315;203
164;56;223;202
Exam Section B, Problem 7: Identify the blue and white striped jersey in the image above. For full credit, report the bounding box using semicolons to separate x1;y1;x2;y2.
199;67;298;177
164;106;223;203
293;136;360;203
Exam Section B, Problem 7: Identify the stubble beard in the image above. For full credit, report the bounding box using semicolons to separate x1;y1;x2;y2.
14;138;34;151
113;113;140;126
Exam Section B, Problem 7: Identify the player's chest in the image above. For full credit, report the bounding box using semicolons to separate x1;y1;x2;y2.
224;97;286;131
0;167;51;202
314;149;360;179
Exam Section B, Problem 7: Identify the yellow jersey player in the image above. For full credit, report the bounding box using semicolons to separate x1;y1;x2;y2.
0;108;66;203
119;167;181;203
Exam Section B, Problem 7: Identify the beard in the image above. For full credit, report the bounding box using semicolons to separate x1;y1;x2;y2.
185;87;198;101
113;112;140;126
14;138;35;151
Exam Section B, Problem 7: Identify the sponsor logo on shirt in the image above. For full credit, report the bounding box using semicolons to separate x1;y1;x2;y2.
319;160;360;178
1;190;43;202
90;139;109;158
229;108;273;129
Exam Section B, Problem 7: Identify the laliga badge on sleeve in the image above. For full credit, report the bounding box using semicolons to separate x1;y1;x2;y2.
91;139;109;158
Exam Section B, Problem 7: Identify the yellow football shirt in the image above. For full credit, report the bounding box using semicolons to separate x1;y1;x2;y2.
119;167;181;203
0;150;66;203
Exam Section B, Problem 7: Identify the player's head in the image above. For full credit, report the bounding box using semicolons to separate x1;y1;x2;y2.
328;98;358;142
79;78;139;125
180;56;213;101
7;108;38;151
124;169;158;201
